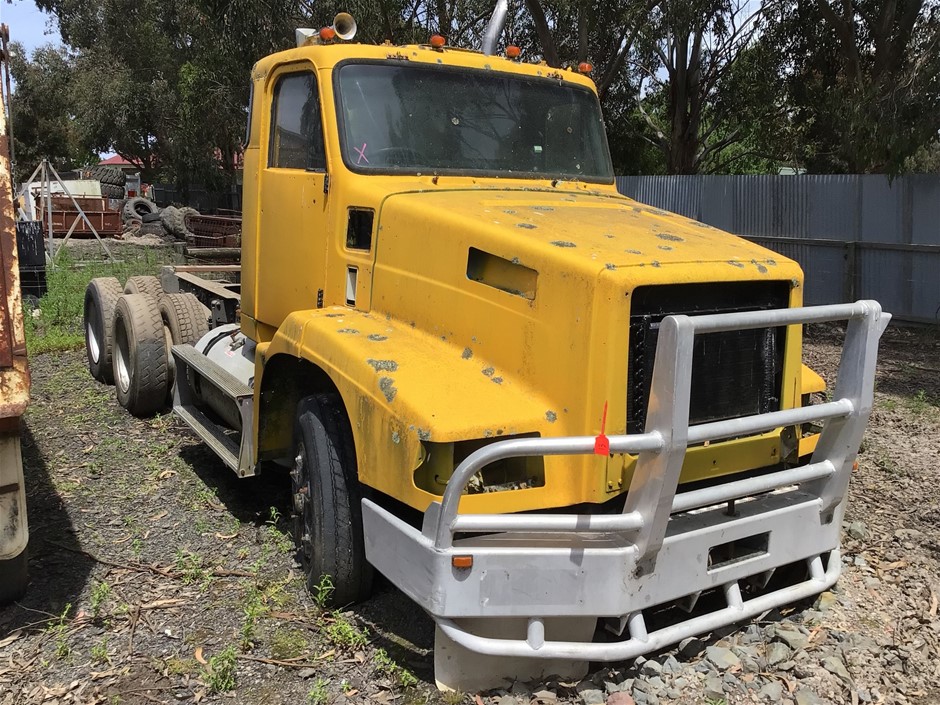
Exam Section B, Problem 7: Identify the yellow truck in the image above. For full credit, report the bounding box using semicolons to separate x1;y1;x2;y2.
83;9;889;690
0;29;31;604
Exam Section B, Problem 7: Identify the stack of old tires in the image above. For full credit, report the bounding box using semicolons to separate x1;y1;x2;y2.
83;276;210;416
86;166;126;200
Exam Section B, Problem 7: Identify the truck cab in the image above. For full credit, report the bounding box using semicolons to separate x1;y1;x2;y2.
83;18;890;691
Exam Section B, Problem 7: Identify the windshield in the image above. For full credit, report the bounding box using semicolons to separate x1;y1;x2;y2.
335;63;613;182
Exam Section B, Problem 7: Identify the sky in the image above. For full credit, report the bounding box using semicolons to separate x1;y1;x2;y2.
1;0;62;58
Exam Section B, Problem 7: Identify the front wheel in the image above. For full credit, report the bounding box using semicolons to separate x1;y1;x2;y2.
291;394;373;607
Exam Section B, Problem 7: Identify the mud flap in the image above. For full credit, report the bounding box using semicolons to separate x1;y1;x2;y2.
434;617;595;692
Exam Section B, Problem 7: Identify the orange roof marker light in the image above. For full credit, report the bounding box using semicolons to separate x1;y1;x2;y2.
319;26;336;42
506;45;521;59
430;34;446;49
578;61;593;74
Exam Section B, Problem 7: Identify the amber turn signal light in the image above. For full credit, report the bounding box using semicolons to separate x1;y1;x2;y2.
506;45;521;59
578;62;593;74
319;26;336;41
430;34;446;49
452;555;473;569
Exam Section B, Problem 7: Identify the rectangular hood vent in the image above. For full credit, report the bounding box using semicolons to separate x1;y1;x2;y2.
467;248;538;301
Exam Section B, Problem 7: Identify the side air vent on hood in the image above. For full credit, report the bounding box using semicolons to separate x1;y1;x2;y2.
466;248;538;301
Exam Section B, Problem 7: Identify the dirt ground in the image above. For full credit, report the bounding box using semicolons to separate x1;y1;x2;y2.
0;323;938;705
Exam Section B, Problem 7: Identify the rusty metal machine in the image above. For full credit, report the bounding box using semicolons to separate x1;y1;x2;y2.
0;25;31;602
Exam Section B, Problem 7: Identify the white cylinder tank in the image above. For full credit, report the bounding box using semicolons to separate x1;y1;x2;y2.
194;324;256;388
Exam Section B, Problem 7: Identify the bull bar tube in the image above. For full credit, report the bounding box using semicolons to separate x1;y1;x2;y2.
362;301;889;661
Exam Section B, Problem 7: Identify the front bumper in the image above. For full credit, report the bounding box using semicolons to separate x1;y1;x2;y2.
363;301;889;661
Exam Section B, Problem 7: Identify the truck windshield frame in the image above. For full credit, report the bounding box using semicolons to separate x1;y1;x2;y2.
333;60;615;183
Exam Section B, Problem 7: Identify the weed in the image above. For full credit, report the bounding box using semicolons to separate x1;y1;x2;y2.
307;677;330;705
270;627;307;660
90;636;110;664
326;611;367;650
203;646;238;693
131;538;144;559
375;648;419;689
165;657;197;675
312;574;334;609
240;590;265;652
442;691;466;705
907;389;938;417
90;581;110;619
49;603;72;661
174;550;209;585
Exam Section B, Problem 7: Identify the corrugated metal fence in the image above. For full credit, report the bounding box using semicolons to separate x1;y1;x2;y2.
616;175;940;324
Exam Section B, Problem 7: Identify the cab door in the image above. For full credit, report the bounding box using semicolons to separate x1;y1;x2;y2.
254;65;330;332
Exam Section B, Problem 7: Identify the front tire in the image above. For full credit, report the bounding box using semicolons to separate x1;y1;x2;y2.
291;394;373;607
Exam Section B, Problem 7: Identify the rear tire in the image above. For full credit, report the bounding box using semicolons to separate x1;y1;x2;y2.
0;549;28;604
112;294;169;417
124;275;163;299
159;293;209;346
84;277;124;384
292;394;373;607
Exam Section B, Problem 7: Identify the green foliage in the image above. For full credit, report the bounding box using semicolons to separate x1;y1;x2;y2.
312;574;335;609
49;603;72;661
90;636;110;664
325;611;368;650
90;581;111;619
203;646;238;692
307;677;330;705
7;43;97;181
24;248;169;356
374;648;419;689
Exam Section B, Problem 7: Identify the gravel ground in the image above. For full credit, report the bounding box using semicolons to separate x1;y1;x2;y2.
0;324;937;705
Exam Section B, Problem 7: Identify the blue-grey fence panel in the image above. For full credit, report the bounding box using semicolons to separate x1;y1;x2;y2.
911;176;940;246
806;175;858;241
614;174;940;322
746;237;847;306
860;176;904;244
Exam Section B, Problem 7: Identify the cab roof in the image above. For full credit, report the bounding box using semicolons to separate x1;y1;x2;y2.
250;41;599;94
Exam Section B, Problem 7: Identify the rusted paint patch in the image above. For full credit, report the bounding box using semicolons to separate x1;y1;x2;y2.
517;223;537;230
656;233;684;242
503;209;516;214
752;260;769;274
379;377;397;402
391;431;401;444
728;260;745;268
367;334;388;342
658;245;673;251
551;241;576;248
417;428;431;441
325;313;344;318
461;347;473;360
337;328;358;334
545;410;557;423
767;259;777;266
491;376;503;384
605;263;617;270
531;206;554;212
651;261;661;268
482;367;495;377
368;359;399;373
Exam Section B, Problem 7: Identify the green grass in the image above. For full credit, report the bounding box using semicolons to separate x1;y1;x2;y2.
24;248;172;355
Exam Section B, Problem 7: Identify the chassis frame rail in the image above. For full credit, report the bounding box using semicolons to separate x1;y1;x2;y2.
362;300;889;661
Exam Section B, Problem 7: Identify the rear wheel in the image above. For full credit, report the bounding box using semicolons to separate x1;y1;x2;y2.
124;275;163;299
291;394;373;607
84;277;124;384
112;294;169;417
159;293;209;346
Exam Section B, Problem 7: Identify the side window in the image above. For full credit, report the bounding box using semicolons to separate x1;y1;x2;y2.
269;72;326;170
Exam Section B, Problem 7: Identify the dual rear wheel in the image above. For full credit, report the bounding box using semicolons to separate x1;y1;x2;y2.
83;277;208;416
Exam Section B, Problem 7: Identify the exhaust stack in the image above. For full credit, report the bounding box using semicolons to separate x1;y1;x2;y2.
482;0;508;55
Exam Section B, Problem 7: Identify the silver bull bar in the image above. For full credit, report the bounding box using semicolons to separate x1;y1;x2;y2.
362;301;889;667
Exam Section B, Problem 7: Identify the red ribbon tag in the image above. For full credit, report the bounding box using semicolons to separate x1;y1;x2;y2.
594;400;610;455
